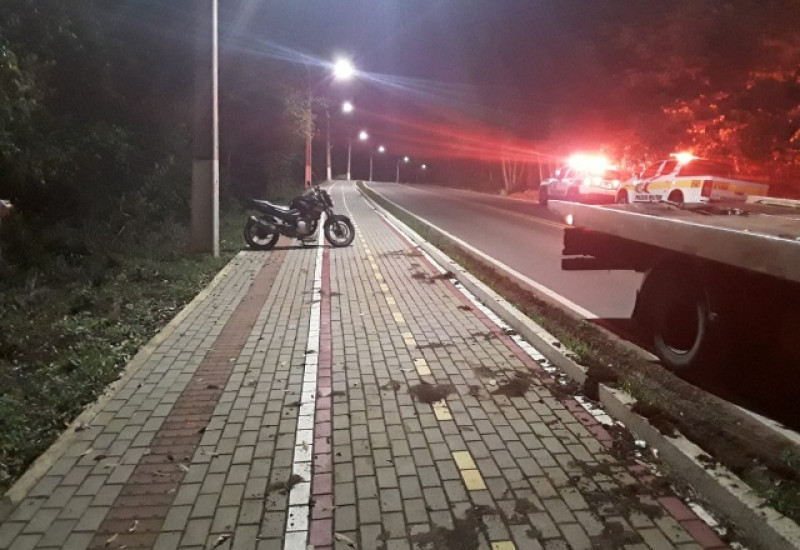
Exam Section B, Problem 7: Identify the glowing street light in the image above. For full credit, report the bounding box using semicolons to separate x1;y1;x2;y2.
347;130;369;180
396;156;410;184
311;60;356;185
370;145;386;182
327;100;354;181
417;163;428;183
333;58;356;81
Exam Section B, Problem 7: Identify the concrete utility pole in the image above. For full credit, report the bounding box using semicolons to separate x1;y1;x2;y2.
326;109;332;181
304;107;313;187
190;0;219;256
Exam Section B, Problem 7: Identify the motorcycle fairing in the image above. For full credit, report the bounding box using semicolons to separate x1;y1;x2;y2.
251;199;300;222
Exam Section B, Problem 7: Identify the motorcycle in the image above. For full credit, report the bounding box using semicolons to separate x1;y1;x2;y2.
243;185;355;250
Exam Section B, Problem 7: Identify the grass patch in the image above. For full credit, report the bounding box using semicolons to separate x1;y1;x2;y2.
0;207;244;493
359;182;800;524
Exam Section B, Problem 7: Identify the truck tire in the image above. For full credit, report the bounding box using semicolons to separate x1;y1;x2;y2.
638;263;727;374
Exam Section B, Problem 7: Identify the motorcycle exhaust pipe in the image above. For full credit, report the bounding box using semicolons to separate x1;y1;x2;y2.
251;216;276;232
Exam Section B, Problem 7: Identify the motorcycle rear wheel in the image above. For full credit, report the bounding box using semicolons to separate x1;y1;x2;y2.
324;215;355;247
244;217;280;250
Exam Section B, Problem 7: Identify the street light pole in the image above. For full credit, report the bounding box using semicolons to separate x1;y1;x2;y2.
304;110;312;187
325;108;332;181
396;156;409;184
190;0;219;256
308;61;355;186
370;145;385;182
347;138;352;181
347;131;368;181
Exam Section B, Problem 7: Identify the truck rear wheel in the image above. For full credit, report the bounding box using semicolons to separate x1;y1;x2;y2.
638;264;727;374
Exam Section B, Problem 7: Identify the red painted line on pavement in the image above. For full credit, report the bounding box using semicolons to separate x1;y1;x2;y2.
309;246;333;550
88;250;286;550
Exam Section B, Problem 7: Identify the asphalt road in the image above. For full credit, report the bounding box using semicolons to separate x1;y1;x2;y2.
367;181;800;431
367;181;643;321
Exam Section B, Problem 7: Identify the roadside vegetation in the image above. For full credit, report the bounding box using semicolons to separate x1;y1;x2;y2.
0;1;311;492
360;182;800;524
0;211;243;492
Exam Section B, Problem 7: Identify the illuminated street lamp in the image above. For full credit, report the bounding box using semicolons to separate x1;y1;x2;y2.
326;100;353;181
333;58;356;81
396;156;410;183
370;145;385;182
308;58;355;186
347;130;369;181
417;163;428;183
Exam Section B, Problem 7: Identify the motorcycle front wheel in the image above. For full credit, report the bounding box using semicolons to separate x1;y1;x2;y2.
324;215;355;247
244;217;280;250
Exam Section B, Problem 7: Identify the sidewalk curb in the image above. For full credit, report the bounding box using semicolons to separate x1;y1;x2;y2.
0;252;249;522
360;183;800;550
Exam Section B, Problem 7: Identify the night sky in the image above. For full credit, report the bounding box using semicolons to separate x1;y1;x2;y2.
220;0;628;164
117;1;800;178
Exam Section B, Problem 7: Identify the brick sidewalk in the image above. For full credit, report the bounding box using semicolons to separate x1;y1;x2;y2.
0;182;731;549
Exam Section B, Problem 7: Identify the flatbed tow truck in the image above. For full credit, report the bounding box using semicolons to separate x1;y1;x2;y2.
549;197;800;372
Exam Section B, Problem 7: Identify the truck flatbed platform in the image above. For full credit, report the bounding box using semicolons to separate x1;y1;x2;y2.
549;198;800;284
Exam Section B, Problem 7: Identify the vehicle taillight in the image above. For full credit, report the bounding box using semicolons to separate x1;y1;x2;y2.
701;179;713;197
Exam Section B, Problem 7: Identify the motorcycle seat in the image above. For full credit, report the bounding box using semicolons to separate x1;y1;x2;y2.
251;200;303;221
252;199;291;212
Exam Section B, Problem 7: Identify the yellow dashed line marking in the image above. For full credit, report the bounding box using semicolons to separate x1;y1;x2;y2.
432;400;452;421
386;296;396;305
414;358;430;375
491;543;516;550
380;283;390;293
393;312;405;324
453;451;486;490
375;273;384;281
452;451;477;470
461;469;487;491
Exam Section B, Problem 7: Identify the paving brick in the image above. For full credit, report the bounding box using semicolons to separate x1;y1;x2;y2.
0;188;734;550
379;488;403;512
422;487;449;511
335;504;357;532
358;497;381;524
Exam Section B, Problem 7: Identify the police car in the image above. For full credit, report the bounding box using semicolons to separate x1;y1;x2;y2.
539;155;623;207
